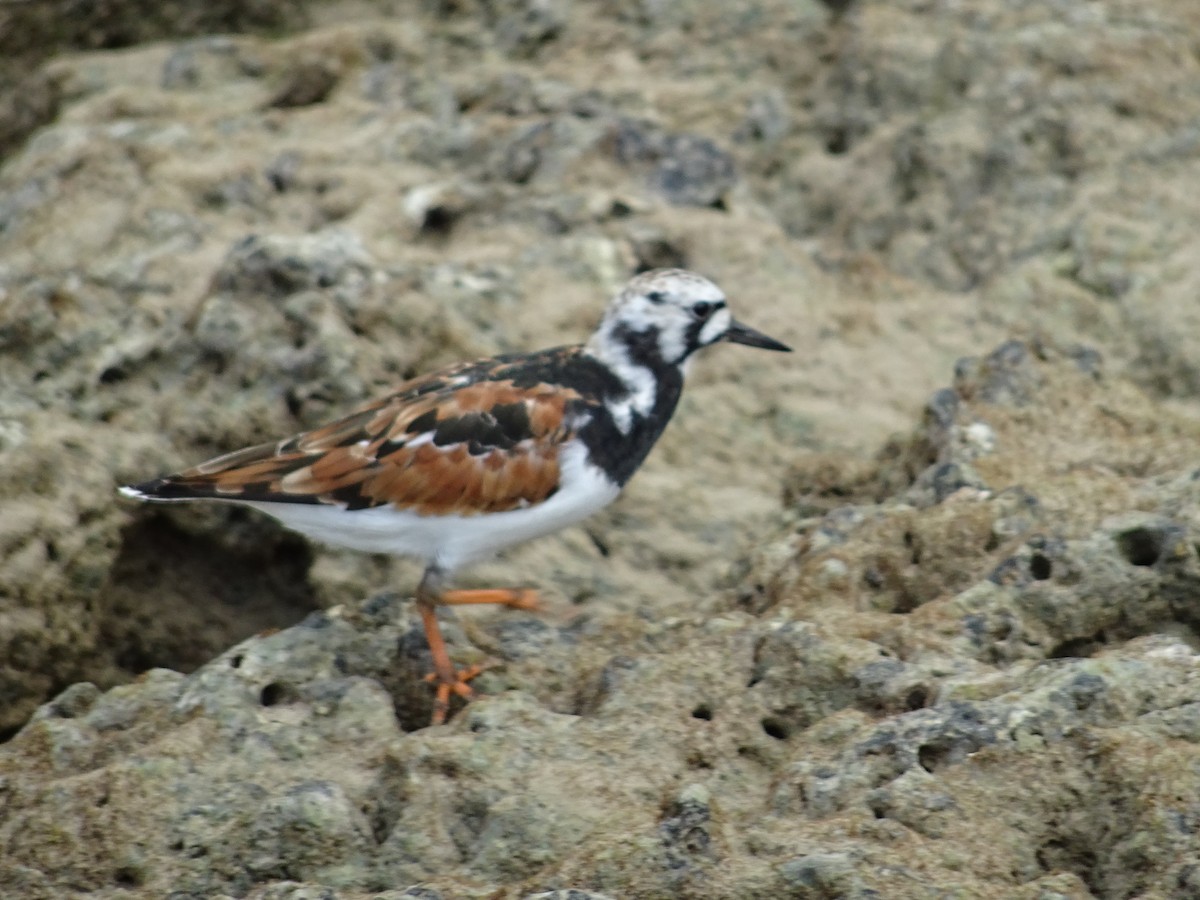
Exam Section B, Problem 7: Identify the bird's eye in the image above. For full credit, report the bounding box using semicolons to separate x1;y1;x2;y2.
691;302;715;320
646;291;667;305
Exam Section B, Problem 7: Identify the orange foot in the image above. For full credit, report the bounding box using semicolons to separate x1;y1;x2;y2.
416;588;540;725
423;663;488;726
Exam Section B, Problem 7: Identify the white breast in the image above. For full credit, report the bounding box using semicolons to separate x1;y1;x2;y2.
242;440;620;572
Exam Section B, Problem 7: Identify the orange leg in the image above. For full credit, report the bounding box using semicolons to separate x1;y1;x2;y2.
417;604;474;726
415;569;539;725
441;588;540;612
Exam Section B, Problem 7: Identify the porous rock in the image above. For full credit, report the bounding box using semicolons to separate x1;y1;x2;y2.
5;1;1200;897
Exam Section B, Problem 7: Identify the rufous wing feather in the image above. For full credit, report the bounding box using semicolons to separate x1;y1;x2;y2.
124;371;586;517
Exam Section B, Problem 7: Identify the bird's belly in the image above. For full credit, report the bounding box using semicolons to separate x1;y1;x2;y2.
243;442;620;571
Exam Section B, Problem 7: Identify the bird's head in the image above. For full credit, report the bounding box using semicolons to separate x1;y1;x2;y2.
587;268;791;369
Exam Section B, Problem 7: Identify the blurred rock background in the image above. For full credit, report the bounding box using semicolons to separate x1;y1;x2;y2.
2;0;1200;897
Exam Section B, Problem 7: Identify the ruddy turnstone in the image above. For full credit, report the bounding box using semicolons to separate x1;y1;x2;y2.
120;268;790;723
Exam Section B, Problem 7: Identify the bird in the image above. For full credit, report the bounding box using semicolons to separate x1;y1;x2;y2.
119;268;791;723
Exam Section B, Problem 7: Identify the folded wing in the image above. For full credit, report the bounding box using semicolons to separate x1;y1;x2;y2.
124;374;586;517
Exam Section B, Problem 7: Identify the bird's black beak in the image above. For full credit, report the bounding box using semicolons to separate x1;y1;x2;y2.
723;319;791;352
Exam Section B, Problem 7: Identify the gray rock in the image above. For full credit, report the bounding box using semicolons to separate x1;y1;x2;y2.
212;230;373;299
4;3;1200;898
611;118;738;208
778;852;861;897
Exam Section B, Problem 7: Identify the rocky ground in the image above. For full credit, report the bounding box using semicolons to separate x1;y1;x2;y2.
3;0;1200;897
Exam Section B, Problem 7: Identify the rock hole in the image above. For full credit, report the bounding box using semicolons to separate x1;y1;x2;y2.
421;205;457;236
260;682;290;707
1049;634;1105;659
1029;552;1052;580
99;366;128;385
113;867;142;888
917;741;950;773
1116;526;1164;566
761;716;791;740
824;127;851;155
905;687;930;711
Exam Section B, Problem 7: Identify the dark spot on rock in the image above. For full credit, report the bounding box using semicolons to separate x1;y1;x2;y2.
113;866;142;887
632;235;688;273
691;704;713;721
905;687;930;710
1116;526;1165;567
420;204;458;236
267;60;339;109
824;126;851;155
761;716;790;740
260;682;292;706
1030;552;1052;580
917;741;951;773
